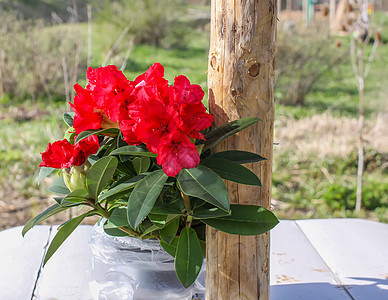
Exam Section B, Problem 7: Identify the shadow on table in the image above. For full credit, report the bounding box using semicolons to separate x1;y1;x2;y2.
271;277;388;300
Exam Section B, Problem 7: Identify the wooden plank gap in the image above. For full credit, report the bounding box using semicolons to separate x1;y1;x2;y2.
294;221;354;299
31;225;53;300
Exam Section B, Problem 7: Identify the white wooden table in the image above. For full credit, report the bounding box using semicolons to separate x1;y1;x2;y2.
1;219;387;299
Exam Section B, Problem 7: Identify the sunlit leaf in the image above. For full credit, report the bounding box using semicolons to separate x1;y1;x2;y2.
127;170;168;229
177;165;229;211
175;227;203;288
202;204;279;235
43;211;90;265
86;156;118;199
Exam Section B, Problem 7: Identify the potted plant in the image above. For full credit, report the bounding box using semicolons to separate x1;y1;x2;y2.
23;63;278;295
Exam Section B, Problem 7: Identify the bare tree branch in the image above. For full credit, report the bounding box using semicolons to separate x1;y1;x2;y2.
102;22;133;67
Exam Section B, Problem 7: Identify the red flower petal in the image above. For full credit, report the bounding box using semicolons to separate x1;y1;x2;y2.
132;63;169;105
156;130;200;177
39;140;75;169
170;75;204;105
135;100;178;153
177;103;213;140
72;135;100;166
39;136;100;169
86;65;133;122
70;102;103;134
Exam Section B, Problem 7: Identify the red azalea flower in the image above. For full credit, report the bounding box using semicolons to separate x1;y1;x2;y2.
72;135;100;166
156;130;200;177
70;84;104;134
40;136;99;169
40;140;75;169
134;100;178;153
86;65;133;122
119;63;169;144
176;102;213;140
169;75;204;105
132;63;169;105
71;66;133;134
118;101;142;145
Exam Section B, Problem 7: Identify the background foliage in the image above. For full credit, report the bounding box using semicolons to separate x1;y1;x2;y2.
0;1;387;229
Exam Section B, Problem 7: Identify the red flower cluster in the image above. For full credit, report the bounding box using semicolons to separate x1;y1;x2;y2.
70;65;132;133
40;136;99;169
70;63;213;176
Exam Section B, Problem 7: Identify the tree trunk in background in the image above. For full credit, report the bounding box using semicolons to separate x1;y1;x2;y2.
334;0;348;32
330;0;336;33
206;1;277;299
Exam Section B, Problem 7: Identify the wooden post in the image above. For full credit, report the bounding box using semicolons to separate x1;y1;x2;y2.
206;1;277;299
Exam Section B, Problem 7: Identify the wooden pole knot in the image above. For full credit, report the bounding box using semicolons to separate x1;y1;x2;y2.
248;62;261;77
210;55;217;71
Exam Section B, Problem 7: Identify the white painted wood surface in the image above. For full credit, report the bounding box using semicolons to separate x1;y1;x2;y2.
0;226;50;300
1;219;387;299
33;226;94;300
297;219;388;300
270;220;351;299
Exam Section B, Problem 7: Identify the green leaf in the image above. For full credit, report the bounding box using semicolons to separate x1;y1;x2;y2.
44;212;90;266
98;174;145;202
96;138;117;156
140;223;160;237
175;227;203;288
151;191;184;215
202;204;279;235
151;204;183;215
192;204;231;219
203;118;260;151
86;156;118;199
160;237;179;258
110;145;157;157
116;161;137;177
148;213;168;228
133;157;151;174
140;215;178;237
207;150;266;164
108;207;129;227
48;176;70;195
75;128;119;144
160;217;180;244
38;167;55;185
127;170;168;229
103;222;130;237
177;165;229;212
63;112;75;127
62;188;89;203
201;158;261;186
22;202;75;236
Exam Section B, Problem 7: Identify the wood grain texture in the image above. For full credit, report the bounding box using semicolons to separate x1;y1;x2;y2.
206;1;277;299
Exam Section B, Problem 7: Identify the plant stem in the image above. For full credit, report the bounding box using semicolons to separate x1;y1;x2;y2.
181;191;192;211
86;198;139;237
85;198;111;220
118;226;139;237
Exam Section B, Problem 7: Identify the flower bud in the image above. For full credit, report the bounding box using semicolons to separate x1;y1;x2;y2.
62;163;90;192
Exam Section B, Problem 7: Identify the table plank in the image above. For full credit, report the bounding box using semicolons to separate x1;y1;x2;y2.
2;219;387;300
0;226;51;300
270;220;351;299
33;225;94;300
297;218;388;300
